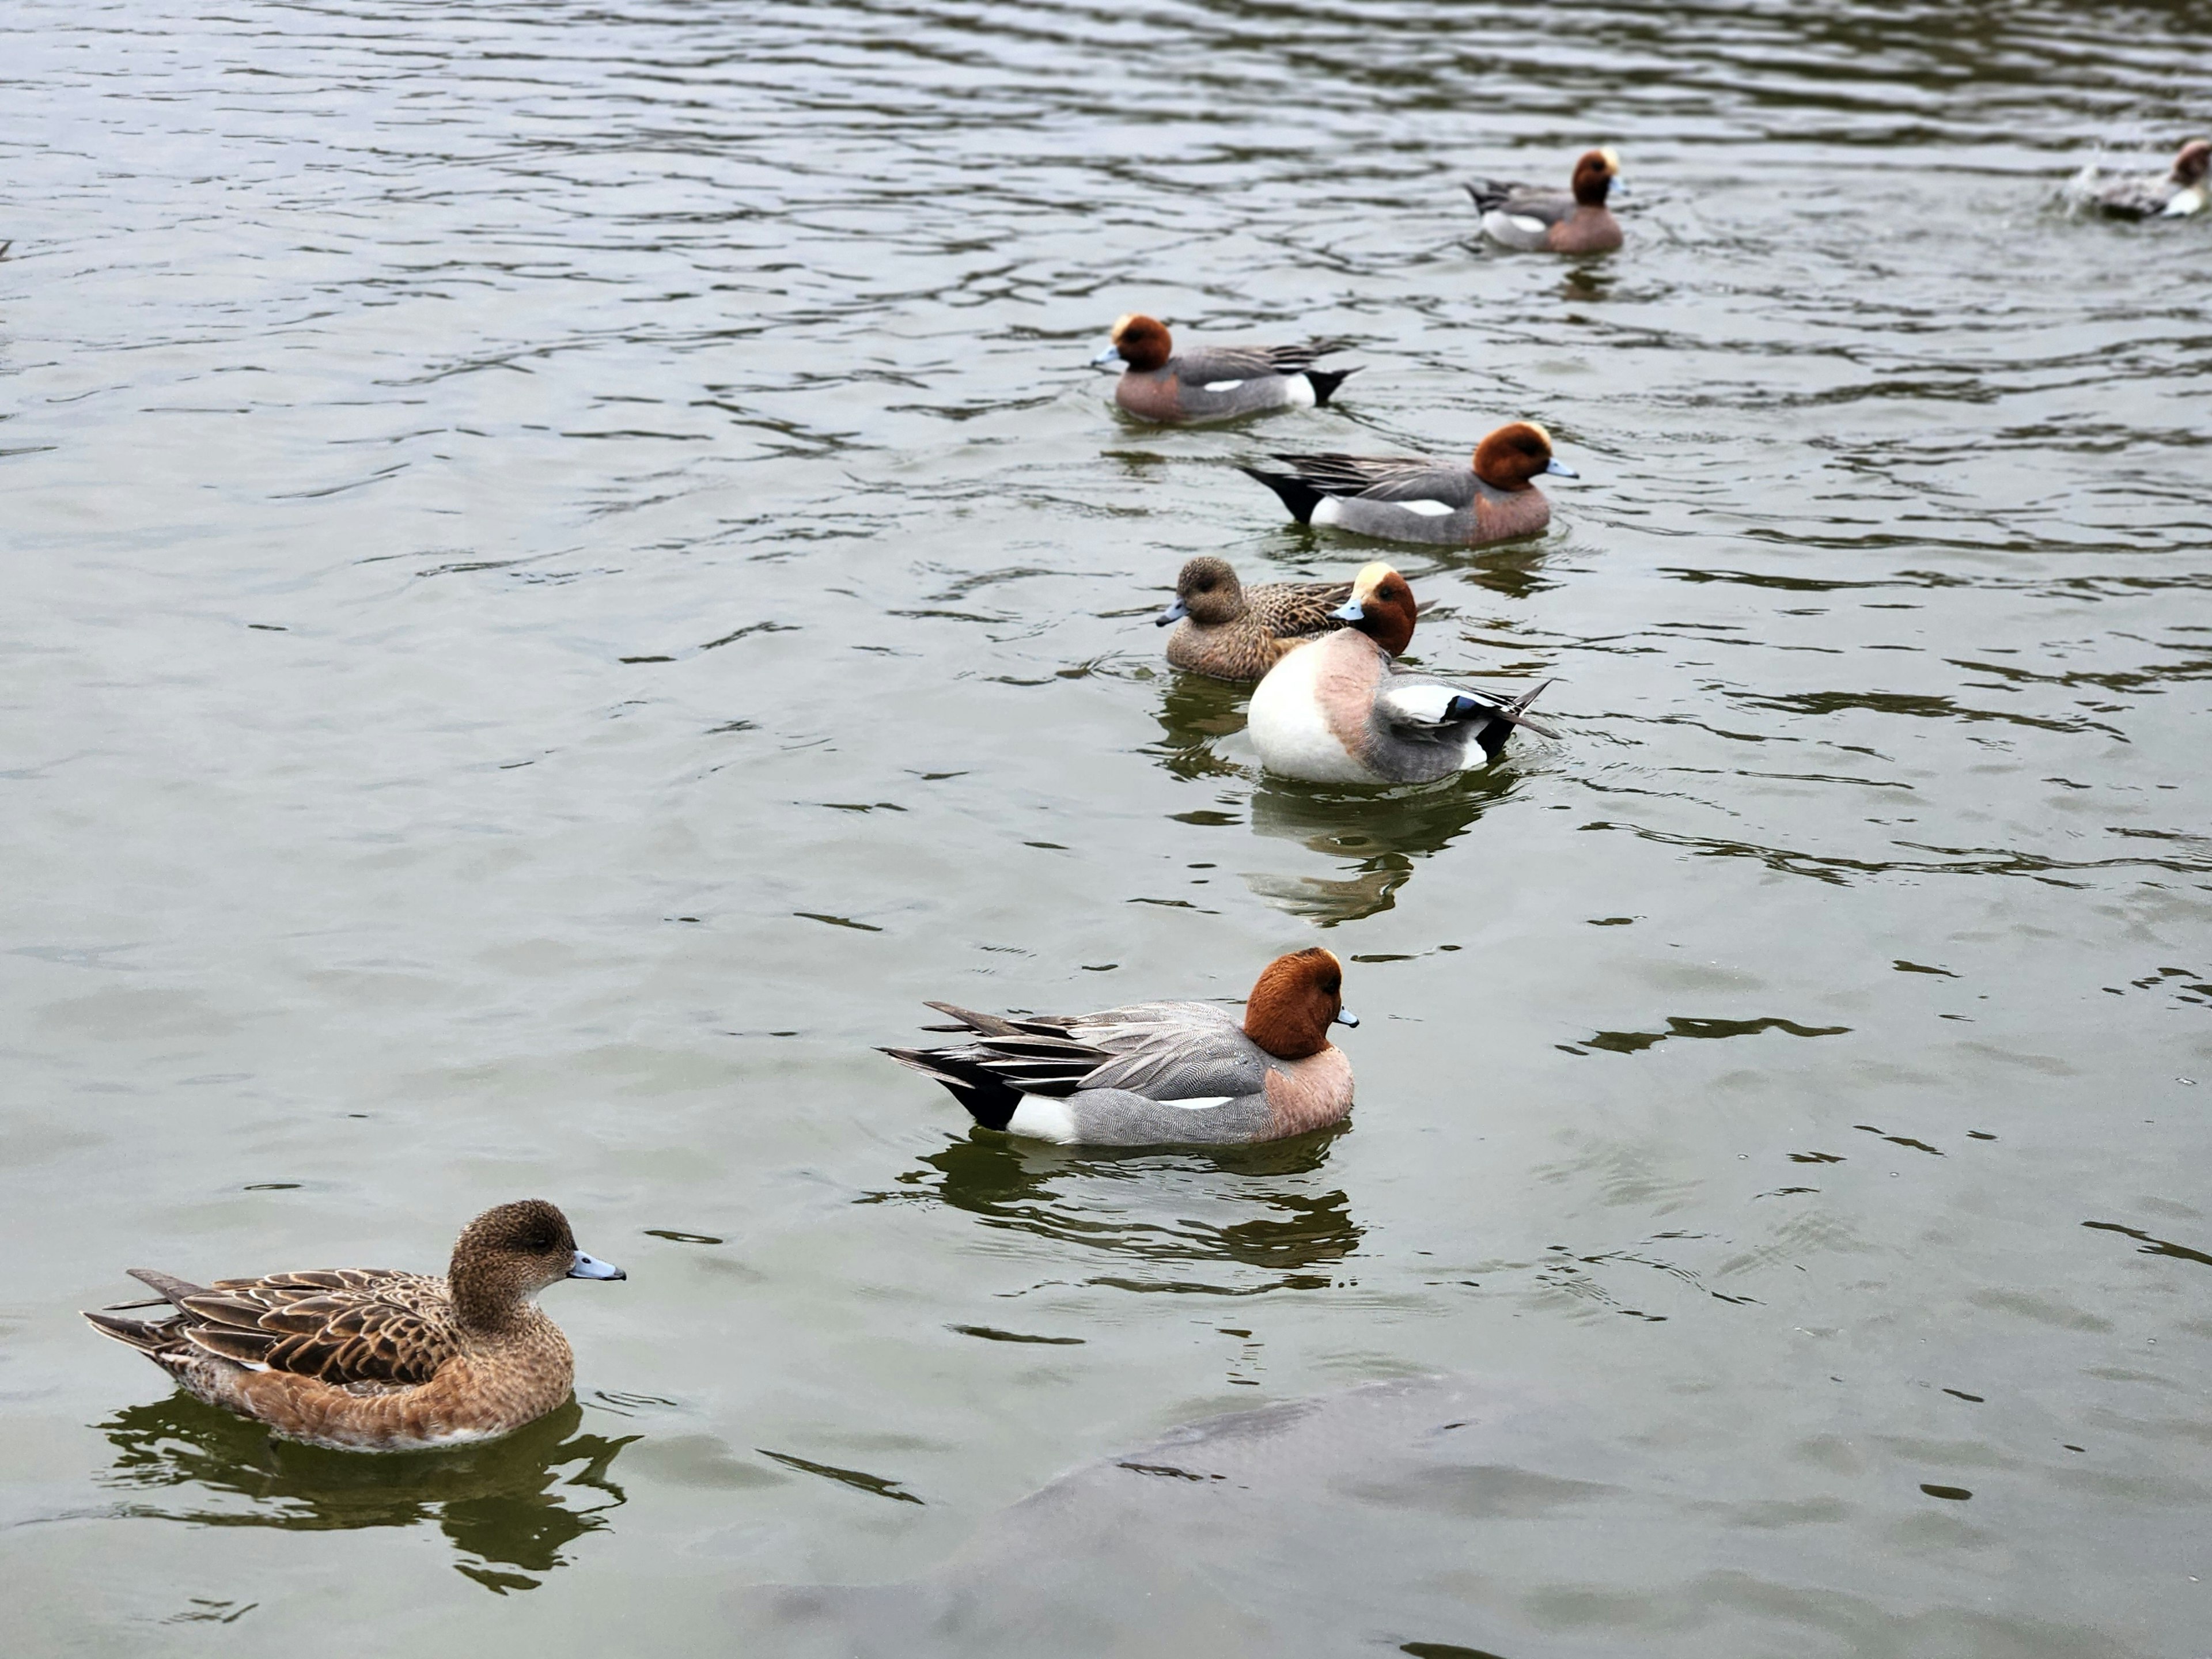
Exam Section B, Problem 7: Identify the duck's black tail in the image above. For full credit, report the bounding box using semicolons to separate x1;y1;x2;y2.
1473;679;1558;761
1304;365;1361;407
1239;465;1325;526
880;1046;1022;1130
1463;179;1510;214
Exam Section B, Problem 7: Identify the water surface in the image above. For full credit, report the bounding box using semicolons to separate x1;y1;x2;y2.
3;2;2209;1654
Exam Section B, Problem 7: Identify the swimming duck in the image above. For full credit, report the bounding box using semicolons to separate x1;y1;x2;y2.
1247;561;1554;783
1466;149;1623;253
2069;139;2210;218
1158;556;1354;682
1092;314;1361;424
884;948;1358;1146
1240;422;1574;547
83;1199;623;1452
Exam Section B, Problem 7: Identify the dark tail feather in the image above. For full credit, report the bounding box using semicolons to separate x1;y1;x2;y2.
1304;365;1361;407
84;1309;180;1353
126;1268;208;1305
1464;180;1508;213
1474;679;1559;760
920;1001;1024;1039
880;1047;1022;1131
1240;465;1325;527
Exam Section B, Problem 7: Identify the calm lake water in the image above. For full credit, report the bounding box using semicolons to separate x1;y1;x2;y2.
4;2;2209;1654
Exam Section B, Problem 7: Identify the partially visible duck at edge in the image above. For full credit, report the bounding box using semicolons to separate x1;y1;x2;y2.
1240;421;1575;548
1247;560;1555;785
1092;313;1362;424
1158;556;1354;682
83;1199;624;1452
883;948;1359;1146
1466;148;1623;253
2068;139;2210;218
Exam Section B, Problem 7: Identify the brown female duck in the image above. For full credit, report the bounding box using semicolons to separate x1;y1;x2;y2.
1158;556;1354;682
84;1199;623;1451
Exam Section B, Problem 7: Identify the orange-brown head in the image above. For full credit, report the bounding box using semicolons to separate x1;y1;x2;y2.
1474;421;1573;492
2174;139;2211;187
1243;948;1356;1060
449;1199;622;1331
1571;147;1620;207
1099;313;1174;373
1328;560;1418;658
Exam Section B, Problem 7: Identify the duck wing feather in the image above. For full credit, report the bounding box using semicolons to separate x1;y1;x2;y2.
1264;452;1460;502
1247;579;1356;637
1465;180;1573;224
171;1268;459;1385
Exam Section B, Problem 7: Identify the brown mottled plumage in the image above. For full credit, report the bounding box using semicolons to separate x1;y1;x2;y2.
1159;556;1354;681
83;1199;623;1452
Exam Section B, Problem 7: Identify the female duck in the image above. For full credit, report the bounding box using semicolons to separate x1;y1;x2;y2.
1158;556;1353;682
884;949;1358;1146
1241;422;1575;547
1247;562;1554;784
1093;314;1360;423
2069;139;2210;218
84;1199;623;1451
1467;149;1623;253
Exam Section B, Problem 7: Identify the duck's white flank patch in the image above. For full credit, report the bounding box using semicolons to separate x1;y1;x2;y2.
1377;681;1466;728
1158;1095;1233;1112
2165;186;2206;215
1283;376;1317;408
1203;378;1247;392
1395;498;1454;517
1508;213;1548;237
1006;1095;1080;1143
1311;497;1345;527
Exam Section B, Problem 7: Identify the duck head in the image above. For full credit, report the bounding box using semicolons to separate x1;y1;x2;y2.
1474;421;1575;492
1328;562;1419;657
1244;948;1357;1060
1093;313;1173;372
1159;555;1246;627
450;1199;623;1331
1571;148;1620;207
2173;139;2211;187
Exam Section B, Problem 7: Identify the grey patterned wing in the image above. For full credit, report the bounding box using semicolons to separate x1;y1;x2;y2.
1071;1006;1270;1101
1176;346;1290;382
1268;453;1448;501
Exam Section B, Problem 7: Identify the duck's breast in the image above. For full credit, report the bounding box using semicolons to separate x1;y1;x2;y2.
1469;484;1551;544
1263;1046;1354;1137
1249;632;1387;782
1113;369;1186;422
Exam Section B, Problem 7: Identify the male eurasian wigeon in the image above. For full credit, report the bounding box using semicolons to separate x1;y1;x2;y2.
1092;314;1361;423
1247;562;1554;784
884;949;1358;1146
1158;556;1355;683
1466;149;1623;253
1240;422;1575;547
84;1199;623;1451
2068;139;2210;218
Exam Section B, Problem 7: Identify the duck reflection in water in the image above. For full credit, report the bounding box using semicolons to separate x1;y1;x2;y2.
1244;767;1517;925
95;1395;635;1593
875;1134;1362;1284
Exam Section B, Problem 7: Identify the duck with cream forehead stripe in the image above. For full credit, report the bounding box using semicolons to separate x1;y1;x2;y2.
82;1199;623;1452
882;949;1358;1147
1241;422;1577;548
1092;313;1362;425
1247;562;1556;785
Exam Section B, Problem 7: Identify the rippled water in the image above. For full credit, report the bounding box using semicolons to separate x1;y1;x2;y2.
5;1;2210;1653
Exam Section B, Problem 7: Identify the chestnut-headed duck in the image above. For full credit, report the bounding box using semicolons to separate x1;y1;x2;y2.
1467;149;1623;253
84;1199;624;1452
884;949;1358;1146
1158;556;1355;683
2069;139;2210;218
1240;422;1574;548
1092;314;1361;424
1247;561;1555;784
